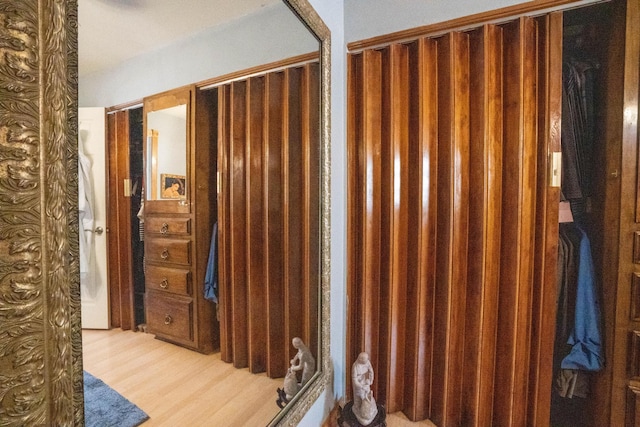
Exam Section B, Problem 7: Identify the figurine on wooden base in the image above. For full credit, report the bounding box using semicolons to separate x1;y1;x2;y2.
337;352;387;426
276;337;315;409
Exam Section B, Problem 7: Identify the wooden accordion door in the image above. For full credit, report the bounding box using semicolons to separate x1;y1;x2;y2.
217;62;320;379
347;16;561;426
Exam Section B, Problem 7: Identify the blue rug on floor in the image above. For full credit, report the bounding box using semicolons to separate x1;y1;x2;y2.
84;371;149;427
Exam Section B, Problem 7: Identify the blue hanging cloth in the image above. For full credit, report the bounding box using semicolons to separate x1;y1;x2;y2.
204;222;218;303
560;226;604;371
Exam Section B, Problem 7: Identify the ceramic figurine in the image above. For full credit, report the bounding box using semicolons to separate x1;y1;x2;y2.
352;352;378;425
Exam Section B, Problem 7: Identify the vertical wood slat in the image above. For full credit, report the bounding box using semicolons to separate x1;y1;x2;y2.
265;71;286;378
217;64;320;378
431;31;470;427
494;17;538;427
384;43;410;413
218;85;233;363
194;89;219;352
230;81;249;369
403;37;438;422
247;76;266;373
528;12;562;427
462;23;503;427
107;112;121;328
106;110;134;331
286;67;305;351
346;49;385;401
346;51;363;400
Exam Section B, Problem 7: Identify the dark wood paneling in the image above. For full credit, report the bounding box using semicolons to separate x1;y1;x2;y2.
462;23;503;427
217;64;321;378
106;110;134;330
403;37;438;422
433;31;470;427
528;12;562;427
359;49;384;403
285;67;305;353
494;18;538;427
347;13;556;427
218;85;233;362
230;80;249;369
383;42;410;414
107;113;121;328
265;71;286;378
247;76;266;373
346;51;364;400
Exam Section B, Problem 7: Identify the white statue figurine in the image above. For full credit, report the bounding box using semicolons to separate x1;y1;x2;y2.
352;352;378;425
289;337;315;387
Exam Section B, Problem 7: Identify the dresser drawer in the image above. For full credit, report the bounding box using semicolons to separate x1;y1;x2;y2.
145;217;191;236
146;291;193;341
146;266;191;295
145;238;191;265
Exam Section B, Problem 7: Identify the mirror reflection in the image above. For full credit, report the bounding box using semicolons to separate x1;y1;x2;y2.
146;104;187;201
77;0;324;425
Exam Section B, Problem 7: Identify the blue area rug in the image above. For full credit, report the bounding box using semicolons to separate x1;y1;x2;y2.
84;371;150;427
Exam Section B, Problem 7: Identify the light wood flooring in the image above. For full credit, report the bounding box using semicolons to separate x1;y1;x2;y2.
81;329;282;426
81;329;437;426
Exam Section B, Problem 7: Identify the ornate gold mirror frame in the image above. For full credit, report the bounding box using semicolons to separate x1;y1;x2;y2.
0;0;330;425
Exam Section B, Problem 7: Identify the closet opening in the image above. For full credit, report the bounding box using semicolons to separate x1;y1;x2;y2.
551;2;623;425
130;107;146;328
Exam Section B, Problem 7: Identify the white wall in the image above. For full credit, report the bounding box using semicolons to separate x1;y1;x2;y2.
79;3;318;107
344;0;601;44
344;0;525;43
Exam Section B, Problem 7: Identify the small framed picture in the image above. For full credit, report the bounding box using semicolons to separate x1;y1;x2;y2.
160;174;186;199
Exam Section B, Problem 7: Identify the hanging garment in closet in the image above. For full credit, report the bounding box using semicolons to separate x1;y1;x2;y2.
557;224;604;372
204;222;218;303
561;59;597;205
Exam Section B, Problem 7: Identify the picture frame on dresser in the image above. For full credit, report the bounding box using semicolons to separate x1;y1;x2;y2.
161;174;186;199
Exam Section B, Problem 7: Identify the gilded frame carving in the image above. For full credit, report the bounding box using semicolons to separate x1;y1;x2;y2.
0;0;329;425
0;0;82;424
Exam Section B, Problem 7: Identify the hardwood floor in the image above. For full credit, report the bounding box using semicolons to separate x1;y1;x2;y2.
82;329;439;426
81;329;282;426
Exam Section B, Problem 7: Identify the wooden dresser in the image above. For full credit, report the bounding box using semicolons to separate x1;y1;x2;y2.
143;86;217;354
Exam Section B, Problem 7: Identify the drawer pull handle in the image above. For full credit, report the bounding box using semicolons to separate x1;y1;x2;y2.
160;223;169;234
160;278;169;289
160;249;169;260
164;314;173;325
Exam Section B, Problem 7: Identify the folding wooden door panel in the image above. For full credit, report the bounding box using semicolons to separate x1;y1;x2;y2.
217;63;320;379
106;110;135;331
347;16;560;426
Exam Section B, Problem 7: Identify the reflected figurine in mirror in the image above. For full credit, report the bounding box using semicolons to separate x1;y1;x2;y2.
276;337;315;409
290;337;315;386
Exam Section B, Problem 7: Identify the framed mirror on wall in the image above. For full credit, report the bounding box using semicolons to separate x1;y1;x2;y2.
0;0;330;425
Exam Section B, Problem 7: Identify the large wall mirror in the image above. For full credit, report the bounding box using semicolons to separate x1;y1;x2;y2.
0;0;329;425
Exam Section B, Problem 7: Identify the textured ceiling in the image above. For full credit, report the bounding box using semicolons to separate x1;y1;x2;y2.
78;0;280;76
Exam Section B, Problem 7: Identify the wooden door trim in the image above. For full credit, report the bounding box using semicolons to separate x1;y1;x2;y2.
612;0;640;425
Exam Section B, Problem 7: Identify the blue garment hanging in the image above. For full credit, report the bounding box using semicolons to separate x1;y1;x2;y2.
204;222;218;303
560;226;604;371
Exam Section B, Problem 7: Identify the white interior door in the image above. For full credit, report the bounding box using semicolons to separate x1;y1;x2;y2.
79;107;109;329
